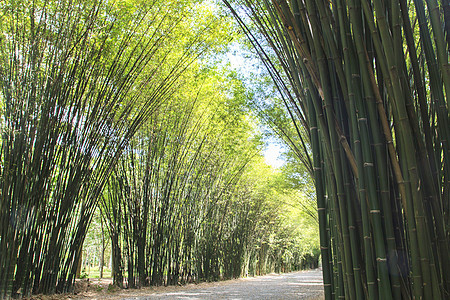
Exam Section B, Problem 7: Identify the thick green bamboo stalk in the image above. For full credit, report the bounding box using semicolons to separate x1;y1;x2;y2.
370;1;441;298
334;2;380;298
303;3;360;298
308;87;333;299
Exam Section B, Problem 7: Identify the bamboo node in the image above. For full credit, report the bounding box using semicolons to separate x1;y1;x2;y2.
376;257;387;262
364;163;373;167
370;210;380;213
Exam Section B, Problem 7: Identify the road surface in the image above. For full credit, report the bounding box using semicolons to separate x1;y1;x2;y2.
123;269;324;300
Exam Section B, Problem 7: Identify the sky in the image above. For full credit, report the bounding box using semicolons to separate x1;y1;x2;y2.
263;140;285;168
225;42;285;169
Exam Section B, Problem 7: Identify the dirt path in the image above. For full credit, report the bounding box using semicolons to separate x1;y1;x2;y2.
31;269;323;300
128;269;324;300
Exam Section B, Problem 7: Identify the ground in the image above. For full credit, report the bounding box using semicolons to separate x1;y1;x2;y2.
27;269;324;300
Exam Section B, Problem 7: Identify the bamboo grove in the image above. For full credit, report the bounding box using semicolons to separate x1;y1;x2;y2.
0;0;226;296
100;84;259;287
97;76;320;288
224;0;450;299
0;0;321;298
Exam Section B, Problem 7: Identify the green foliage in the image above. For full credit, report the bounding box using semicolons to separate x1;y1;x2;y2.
98;64;264;286
0;0;237;297
240;157;319;276
79;270;89;280
92;63;319;287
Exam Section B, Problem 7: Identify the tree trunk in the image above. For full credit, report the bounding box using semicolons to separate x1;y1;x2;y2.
76;247;82;279
99;221;105;279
